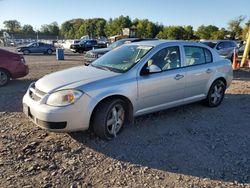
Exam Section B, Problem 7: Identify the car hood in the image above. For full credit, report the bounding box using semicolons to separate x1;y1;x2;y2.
35;65;119;93
17;45;28;49
88;48;111;54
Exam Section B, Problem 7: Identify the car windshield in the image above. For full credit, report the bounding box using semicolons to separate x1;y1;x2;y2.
108;40;130;49
27;42;35;47
201;42;217;48
91;45;153;73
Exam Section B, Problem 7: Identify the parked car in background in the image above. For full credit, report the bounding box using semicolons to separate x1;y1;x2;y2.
237;44;250;59
83;38;156;65
59;39;80;49
0;48;28;86
23;40;232;139
70;39;105;53
16;42;56;55
200;40;237;62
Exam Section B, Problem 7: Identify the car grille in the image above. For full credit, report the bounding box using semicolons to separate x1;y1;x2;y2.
85;53;97;58
29;83;46;101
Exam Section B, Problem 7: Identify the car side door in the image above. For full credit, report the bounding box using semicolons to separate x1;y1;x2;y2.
38;43;47;53
183;45;216;101
136;46;186;115
30;43;39;53
216;41;235;59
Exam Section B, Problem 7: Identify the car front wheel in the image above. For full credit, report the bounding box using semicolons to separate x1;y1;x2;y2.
23;50;30;55
0;69;10;87
206;80;226;107
92;99;126;140
47;49;53;55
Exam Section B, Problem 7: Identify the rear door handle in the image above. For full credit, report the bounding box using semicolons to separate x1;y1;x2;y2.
174;74;184;80
206;69;213;74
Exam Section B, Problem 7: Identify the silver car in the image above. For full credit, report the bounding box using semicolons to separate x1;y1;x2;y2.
23;40;233;139
200;40;237;62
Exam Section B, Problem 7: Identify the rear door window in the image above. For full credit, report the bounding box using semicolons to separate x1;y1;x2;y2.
184;46;212;66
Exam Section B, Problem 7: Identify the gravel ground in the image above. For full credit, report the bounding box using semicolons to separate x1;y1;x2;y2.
0;48;250;188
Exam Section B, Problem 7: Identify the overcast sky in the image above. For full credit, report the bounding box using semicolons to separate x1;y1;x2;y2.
0;0;249;30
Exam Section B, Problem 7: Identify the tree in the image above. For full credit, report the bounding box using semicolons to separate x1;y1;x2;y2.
183;25;195;40
61;21;75;38
40;24;50;35
105;16;132;36
132;19;161;38
3;20;21;32
241;19;250;41
195;25;219;39
210;28;229;40
47;22;59;36
156;26;186;40
227;15;245;39
22;24;35;35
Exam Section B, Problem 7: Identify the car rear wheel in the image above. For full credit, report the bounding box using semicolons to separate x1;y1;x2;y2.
206;80;226;107
0;69;10;87
92;99;126;140
23;50;30;55
47;49;53;55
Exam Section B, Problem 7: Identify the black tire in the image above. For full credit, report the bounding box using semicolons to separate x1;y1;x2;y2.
23;50;30;55
47;49;53;55
0;69;10;87
206;80;226;107
92;99;126;140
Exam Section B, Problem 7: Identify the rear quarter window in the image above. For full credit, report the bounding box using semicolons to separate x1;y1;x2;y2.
184;46;213;66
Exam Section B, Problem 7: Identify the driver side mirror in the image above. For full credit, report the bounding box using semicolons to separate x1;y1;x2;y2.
147;64;162;73
141;64;162;75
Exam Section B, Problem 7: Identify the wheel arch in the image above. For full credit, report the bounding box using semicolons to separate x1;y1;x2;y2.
0;67;12;78
206;76;227;96
89;94;134;128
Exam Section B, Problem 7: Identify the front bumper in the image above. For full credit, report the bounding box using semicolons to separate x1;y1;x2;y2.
22;87;93;132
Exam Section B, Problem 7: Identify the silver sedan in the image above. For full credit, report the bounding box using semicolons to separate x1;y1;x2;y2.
23;40;233;139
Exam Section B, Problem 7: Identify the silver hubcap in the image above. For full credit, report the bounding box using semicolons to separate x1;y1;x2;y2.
211;83;223;104
106;104;125;137
0;71;7;85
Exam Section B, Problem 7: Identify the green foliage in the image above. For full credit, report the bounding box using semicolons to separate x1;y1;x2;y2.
3;20;21;33
156;25;194;40
22;24;35;35
60;21;75;38
105;16;132;36
40;22;59;36
1;15;250;41
132;19;162;38
210;28;229;40
241;19;250;41
195;25;219;39
228;16;245;40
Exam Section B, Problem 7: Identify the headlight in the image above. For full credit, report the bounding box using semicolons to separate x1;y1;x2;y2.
97;54;103;58
46;90;83;107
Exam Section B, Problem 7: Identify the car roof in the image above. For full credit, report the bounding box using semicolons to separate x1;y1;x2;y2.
200;40;236;43
130;40;205;47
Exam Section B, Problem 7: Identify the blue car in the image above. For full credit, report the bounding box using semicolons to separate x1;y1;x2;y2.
16;42;56;55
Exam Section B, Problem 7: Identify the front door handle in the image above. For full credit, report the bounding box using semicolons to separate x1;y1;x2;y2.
206;68;213;74
174;74;184;80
